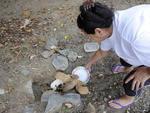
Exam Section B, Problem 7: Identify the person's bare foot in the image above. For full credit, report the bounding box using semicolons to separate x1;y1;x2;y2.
108;95;135;109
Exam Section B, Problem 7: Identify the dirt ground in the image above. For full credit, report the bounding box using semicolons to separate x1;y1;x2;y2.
0;0;150;113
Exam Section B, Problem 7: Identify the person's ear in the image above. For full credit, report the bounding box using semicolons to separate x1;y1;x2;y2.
95;28;102;34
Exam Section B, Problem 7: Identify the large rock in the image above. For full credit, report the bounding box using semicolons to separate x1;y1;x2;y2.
42;91;81;113
52;55;68;71
45;38;58;50
41;90;56;103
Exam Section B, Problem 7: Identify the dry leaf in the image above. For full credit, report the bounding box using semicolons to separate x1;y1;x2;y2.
55;72;72;83
76;83;89;95
63;80;77;92
71;74;79;80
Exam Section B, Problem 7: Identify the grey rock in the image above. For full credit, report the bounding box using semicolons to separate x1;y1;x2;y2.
45;38;58;50
63;93;81;106
41;50;54;59
68;51;78;62
41;90;56;103
84;42;99;52
58;49;70;56
23;80;35;101
23;105;34;113
52;55;68;71
44;93;81;113
103;97;108;102
21;68;30;76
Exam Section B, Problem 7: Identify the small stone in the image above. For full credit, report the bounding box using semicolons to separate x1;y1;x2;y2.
68;51;78;62
58;49;70;56
41;50;54;59
103;111;107;113
52;55;68;71
86;103;96;113
45;38;58;50
23;105;34;113
21;68;30;76
98;73;104;77
77;56;83;59
99;105;105;110
84;42;99;52
108;95;112;99
0;88;5;95
103;97;108;102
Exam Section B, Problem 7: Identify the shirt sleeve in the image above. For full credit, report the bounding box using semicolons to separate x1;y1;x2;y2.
133;33;150;67
100;38;113;51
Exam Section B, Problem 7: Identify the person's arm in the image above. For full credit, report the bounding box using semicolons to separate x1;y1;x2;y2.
86;50;109;71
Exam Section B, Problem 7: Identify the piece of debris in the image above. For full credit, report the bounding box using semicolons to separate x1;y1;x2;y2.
29;54;36;60
84;42;99;52
22;10;31;18
0;88;5;95
20;19;31;29
64;102;73;108
50;79;63;91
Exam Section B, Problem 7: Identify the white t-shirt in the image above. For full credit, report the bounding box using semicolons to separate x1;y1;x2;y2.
100;5;150;67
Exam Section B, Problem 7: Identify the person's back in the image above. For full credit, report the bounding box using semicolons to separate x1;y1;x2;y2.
111;4;150;66
115;4;150;42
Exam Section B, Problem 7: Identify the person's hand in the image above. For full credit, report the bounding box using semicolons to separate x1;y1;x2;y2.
125;67;150;91
83;0;95;10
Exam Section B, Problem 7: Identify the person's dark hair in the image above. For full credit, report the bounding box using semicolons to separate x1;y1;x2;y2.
77;2;114;34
